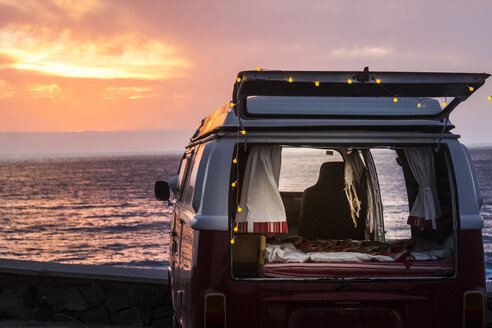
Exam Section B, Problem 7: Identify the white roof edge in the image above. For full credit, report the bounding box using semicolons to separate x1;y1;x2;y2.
191;215;228;231
460;214;484;230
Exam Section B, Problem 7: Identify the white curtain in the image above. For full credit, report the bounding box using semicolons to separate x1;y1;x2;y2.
236;146;288;233
403;148;441;230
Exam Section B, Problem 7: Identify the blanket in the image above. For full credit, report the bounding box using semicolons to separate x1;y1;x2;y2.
266;235;412;261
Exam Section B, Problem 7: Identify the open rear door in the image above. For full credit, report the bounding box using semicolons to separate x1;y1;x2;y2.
232;69;489;121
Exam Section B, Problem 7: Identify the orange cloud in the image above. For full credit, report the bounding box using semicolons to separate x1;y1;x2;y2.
103;86;155;100
29;84;61;98
0;24;190;80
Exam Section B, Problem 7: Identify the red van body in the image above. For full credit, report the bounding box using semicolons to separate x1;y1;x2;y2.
157;70;490;328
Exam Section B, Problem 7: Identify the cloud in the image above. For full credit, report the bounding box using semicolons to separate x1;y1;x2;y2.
0;24;190;80
29;84;61;98
330;46;393;58
103;86;156;100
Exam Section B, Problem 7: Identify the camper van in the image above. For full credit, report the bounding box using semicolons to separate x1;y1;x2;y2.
155;69;489;328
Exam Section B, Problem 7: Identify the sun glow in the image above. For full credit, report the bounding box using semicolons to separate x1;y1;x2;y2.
0;25;190;80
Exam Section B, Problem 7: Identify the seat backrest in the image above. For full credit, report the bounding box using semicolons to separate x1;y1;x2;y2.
298;162;365;240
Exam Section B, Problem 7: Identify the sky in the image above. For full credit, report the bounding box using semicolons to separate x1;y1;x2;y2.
0;0;492;154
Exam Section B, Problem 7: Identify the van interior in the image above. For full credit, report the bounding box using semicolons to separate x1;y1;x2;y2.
230;145;456;279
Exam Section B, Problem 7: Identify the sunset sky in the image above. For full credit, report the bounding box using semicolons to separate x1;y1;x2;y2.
1;0;492;154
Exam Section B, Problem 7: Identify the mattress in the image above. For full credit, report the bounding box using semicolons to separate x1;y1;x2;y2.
263;259;454;278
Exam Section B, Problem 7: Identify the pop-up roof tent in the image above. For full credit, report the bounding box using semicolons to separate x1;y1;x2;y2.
191;68;489;142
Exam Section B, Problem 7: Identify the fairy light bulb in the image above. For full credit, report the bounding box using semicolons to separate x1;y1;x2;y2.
230;102;235;108
393;97;398;103
237;206;242;212
376;79;381;84
314;81;320;87
233;226;238;232
417;103;422;108
488;96;492;101
468;86;474;92
230;238;235;244
232;158;237;164
288;77;293;83
237;77;242;83
347;79;353;84
231;182;236;187
442;102;447;107
240;130;246;135
256;67;261;71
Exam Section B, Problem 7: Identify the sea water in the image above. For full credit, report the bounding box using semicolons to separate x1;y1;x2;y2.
0;148;491;273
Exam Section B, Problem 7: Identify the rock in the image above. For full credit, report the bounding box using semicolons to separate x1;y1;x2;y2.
105;288;131;315
0;289;29;320
112;306;143;326
53;311;80;323
80;285;106;307
79;306;110;324
153;306;172;320
140;307;154;326
151;317;174;328
131;286;163;309
18;284;38;307
32;299;54;321
50;286;88;312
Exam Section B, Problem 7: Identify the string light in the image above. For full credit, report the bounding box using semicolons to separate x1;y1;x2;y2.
231;101;248;246
237;77;242;83
468;86;474;92
230;102;235;108
376;79;381;84
314;81;320;87
442;101;447;107
488;96;491;101
347;79;353;84
417;102;422;108
288;77;293;83
256;67;261;71
393;97;398;103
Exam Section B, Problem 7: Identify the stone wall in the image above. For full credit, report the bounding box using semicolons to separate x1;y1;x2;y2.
0;259;173;327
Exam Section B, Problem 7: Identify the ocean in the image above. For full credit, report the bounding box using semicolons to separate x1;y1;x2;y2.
0;148;491;275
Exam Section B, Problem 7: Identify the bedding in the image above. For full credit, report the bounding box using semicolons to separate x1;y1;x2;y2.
263;235;454;278
263;259;455;278
265;236;412;262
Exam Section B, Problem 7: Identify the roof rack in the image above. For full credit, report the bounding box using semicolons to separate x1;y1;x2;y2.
232;68;490;120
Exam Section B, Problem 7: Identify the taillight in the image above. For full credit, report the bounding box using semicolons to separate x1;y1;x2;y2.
464;291;484;328
205;293;226;328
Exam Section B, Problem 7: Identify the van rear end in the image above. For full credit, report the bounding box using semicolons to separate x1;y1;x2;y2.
223;140;485;328
164;69;489;328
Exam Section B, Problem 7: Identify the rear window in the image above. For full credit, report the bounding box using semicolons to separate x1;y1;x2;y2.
230;145;456;280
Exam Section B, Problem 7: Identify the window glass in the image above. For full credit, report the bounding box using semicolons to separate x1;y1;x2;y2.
192;142;213;212
372;149;410;240
183;146;203;206
177;151;193;200
279;148;344;192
